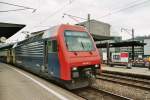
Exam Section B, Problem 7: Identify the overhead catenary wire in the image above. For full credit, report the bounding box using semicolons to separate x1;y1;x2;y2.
63;15;80;22
0;8;35;13
0;1;36;12
0;1;36;10
97;0;150;19
110;0;141;11
32;0;75;28
97;0;150;39
63;13;86;20
62;13;86;22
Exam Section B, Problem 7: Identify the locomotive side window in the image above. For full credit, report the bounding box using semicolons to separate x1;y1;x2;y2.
52;40;57;52
47;41;52;53
47;40;57;53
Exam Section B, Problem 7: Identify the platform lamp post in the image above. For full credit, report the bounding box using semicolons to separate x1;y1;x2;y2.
121;28;135;61
131;28;135;62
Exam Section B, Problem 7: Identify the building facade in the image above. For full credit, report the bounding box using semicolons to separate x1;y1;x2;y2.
76;19;110;36
120;46;144;58
120;36;150;59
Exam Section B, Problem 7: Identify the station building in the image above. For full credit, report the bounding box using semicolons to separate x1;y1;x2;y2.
120;36;150;59
76;19;110;37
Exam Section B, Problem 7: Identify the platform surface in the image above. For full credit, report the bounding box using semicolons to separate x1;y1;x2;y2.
0;63;83;100
102;64;150;76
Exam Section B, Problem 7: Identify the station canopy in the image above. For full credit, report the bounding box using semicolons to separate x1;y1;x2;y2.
96;41;146;48
92;34;114;41
0;22;25;39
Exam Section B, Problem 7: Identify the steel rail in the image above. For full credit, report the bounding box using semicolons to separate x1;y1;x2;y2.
91;87;132;100
72;87;132;100
96;74;150;91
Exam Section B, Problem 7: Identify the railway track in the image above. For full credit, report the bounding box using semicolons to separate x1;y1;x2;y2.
72;72;150;100
96;72;150;91
72;87;131;100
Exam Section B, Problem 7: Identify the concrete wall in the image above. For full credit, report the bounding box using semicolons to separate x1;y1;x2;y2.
77;20;110;36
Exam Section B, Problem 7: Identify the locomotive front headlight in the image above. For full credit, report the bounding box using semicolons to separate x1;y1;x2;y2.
72;67;77;71
95;64;99;68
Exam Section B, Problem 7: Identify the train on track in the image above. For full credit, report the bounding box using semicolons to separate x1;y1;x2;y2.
0;24;101;89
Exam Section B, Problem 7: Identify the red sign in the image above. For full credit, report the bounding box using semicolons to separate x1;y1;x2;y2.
120;53;128;58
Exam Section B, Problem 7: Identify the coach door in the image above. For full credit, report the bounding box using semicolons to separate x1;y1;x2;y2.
47;40;60;78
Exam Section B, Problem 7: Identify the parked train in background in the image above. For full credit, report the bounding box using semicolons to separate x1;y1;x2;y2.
0;24;101;89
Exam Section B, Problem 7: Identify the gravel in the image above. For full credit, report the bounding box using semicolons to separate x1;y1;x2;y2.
90;79;150;100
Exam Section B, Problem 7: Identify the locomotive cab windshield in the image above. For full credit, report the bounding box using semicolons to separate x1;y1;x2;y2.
64;30;95;52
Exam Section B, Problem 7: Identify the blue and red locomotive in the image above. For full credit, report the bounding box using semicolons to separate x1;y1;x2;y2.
0;24;101;89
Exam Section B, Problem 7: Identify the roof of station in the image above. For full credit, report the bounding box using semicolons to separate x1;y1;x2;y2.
96;41;146;48
0;22;25;38
92;34;114;41
0;43;14;50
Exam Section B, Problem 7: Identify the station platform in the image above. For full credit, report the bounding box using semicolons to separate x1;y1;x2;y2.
0;62;83;100
102;64;150;77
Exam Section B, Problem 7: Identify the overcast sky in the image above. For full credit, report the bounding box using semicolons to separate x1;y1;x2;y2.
0;0;150;42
